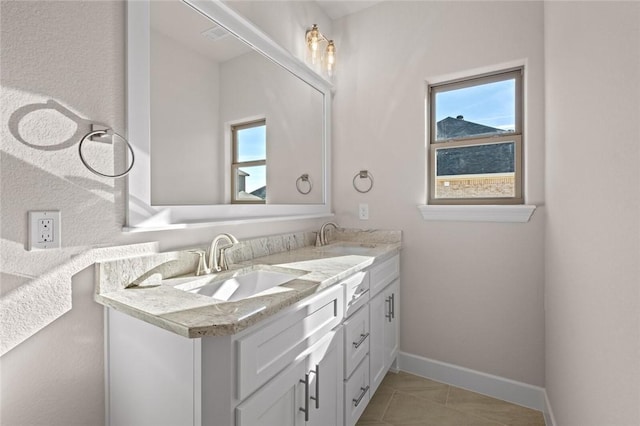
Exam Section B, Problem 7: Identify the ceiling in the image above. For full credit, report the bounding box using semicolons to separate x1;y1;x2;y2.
314;0;383;19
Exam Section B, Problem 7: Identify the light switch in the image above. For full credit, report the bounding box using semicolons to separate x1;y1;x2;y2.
359;203;369;220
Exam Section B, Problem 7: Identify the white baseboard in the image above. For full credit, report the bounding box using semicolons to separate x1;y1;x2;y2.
543;389;557;426
397;351;548;414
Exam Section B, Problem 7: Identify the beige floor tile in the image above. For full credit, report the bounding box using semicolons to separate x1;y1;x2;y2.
382;392;502;426
359;385;395;423
446;386;545;426
379;371;450;404
397;386;450;405
357;372;546;426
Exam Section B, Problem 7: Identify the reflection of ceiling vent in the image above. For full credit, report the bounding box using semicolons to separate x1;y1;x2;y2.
201;24;229;41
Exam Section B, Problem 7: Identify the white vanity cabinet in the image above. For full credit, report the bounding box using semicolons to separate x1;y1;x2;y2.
369;255;400;395
106;283;343;426
341;254;400;426
236;328;343;426
369;279;400;394
105;252;400;426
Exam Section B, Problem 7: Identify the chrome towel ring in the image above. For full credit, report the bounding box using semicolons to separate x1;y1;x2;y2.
353;170;374;193
296;174;313;194
78;129;135;178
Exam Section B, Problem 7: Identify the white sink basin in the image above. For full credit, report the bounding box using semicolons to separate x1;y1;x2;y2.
174;267;305;302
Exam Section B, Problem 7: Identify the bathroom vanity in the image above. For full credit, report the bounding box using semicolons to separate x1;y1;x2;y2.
97;231;400;426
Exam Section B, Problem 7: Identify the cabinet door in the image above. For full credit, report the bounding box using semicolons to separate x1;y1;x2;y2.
107;309;200;426
369;288;387;395
383;279;400;368
369;279;400;395
236;357;306;426
307;328;343;426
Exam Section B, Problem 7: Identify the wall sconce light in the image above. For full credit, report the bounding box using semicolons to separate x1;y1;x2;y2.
305;24;336;77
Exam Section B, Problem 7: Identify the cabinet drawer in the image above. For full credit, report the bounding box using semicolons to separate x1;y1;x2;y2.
343;305;369;379
369;255;399;297
344;356;370;426
236;284;344;400
343;271;369;318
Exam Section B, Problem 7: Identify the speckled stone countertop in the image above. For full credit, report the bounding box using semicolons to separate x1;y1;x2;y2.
95;229;401;339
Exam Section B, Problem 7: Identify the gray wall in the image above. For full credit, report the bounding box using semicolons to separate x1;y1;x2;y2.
331;1;546;387
544;2;640;424
0;1;330;424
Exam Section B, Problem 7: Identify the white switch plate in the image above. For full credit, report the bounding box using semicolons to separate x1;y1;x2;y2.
28;211;61;250
359;203;369;220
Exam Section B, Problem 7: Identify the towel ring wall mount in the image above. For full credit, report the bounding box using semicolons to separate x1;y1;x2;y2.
353;170;374;193
78;125;135;178
296;173;313;195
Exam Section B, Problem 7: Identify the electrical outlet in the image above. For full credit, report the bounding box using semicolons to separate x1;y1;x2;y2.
359;203;369;220
38;218;54;242
28;211;61;250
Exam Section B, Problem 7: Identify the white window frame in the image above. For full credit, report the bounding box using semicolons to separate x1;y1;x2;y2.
428;68;524;206
231;119;267;204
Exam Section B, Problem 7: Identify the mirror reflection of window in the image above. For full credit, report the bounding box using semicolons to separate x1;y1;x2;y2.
232;120;267;203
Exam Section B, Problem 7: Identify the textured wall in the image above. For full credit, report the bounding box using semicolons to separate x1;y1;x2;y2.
544;2;640;424
331;1;546;386
0;1;331;424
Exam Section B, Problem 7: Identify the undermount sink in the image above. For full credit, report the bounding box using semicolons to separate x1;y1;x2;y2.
319;242;379;256
173;267;306;302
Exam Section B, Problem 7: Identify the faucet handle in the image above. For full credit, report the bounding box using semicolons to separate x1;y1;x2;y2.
189;249;210;276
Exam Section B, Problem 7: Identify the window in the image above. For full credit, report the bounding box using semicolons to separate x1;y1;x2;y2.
232;120;266;204
428;68;523;205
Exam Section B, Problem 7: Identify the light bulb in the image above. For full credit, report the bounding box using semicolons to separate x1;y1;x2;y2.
325;40;336;76
306;25;320;64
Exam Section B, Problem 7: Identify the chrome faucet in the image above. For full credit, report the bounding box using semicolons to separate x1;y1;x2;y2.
208;233;239;272
316;222;339;247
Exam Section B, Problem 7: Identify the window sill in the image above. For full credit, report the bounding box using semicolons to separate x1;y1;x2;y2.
417;204;536;223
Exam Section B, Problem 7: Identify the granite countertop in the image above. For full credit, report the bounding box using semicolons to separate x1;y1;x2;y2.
95;235;401;339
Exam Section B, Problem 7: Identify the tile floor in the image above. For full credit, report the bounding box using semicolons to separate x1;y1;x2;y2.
356;371;546;426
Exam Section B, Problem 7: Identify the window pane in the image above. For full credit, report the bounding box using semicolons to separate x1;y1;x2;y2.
435;79;515;141
434;142;515;199
236;125;266;162
235;165;266;201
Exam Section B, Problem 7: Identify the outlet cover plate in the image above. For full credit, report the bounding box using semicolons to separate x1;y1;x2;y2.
28;211;61;250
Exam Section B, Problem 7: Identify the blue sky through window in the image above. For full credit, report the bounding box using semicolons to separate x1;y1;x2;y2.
236;124;266;193
435;79;515;131
237;125;266;162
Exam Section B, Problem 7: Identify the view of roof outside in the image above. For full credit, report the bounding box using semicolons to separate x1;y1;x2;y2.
435;78;516;135
433;77;518;200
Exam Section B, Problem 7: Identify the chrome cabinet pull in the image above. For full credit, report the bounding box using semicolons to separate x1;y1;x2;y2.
299;373;310;421
353;332;370;349
390;293;395;320
310;365;320;409
385;296;392;322
353;385;369;407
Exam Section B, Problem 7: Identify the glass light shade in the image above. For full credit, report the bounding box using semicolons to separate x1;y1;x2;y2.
306;24;320;64
325;41;336;76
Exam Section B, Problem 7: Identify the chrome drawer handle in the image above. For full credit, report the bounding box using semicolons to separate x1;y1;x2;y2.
391;293;395;320
309;365;320;409
353;385;369;407
385;296;392;322
353;332;370;349
299;373;310;421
